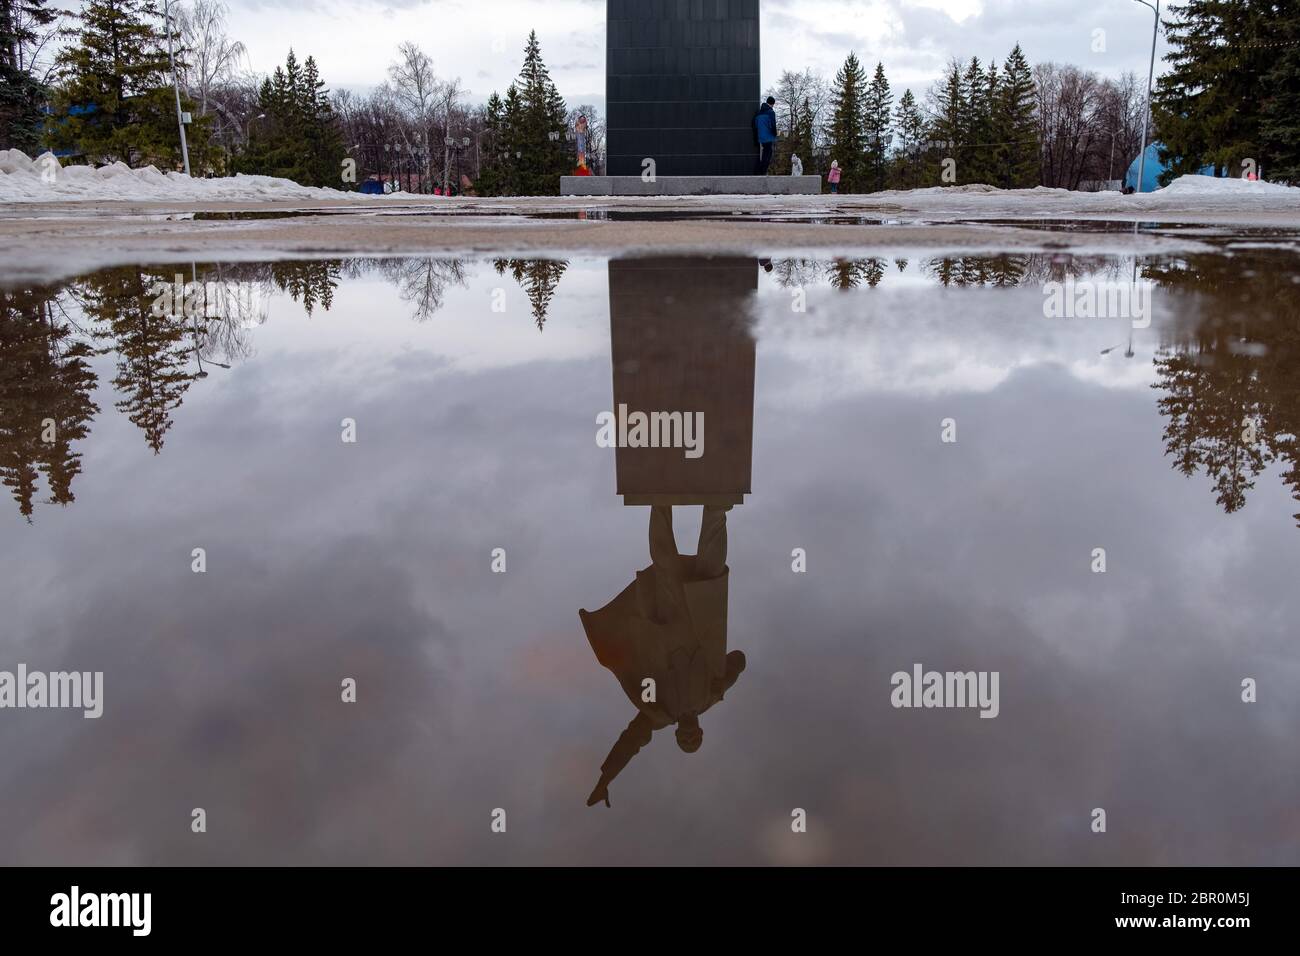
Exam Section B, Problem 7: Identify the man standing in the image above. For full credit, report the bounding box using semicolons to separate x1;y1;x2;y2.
754;96;777;175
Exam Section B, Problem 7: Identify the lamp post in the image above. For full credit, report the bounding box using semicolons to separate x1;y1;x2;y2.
244;113;266;148
1133;0;1160;194
163;0;191;175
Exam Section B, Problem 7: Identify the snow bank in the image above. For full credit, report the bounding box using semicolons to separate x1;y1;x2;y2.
0;149;380;203
2;148;1298;213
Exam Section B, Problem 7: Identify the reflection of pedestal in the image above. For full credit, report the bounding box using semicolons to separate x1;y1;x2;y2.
608;258;757;507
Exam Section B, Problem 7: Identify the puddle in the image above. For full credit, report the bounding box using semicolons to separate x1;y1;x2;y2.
3;245;1299;864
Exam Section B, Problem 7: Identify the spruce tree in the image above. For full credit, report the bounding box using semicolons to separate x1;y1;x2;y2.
1260;3;1300;181
237;49;343;187
476;32;569;196
1154;0;1283;181
997;44;1038;188
930;60;965;186
891;88;925;189
829;52;867;192
474;91;508;195
863;62;892;192
49;0;207;168
0;0;56;151
960;57;988;183
980;59;1000;185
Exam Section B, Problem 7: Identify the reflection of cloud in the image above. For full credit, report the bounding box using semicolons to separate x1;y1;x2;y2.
753;280;1165;400
4;253;1299;864
0;540;454;864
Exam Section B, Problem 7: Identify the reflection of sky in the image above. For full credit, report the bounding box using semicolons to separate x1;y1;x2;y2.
2;255;1298;865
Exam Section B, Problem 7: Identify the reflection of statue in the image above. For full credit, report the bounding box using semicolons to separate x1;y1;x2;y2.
581;505;746;806
581;258;757;807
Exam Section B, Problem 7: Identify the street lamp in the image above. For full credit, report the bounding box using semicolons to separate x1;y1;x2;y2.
245;113;266;147
1133;0;1160;194
163;0;191;175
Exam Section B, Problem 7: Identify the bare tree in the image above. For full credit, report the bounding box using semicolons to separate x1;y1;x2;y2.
5;0;63;81
175;0;247;118
388;42;441;189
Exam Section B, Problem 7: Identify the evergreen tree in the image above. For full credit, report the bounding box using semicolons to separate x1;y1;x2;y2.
0;0;56;151
997;44;1038;188
474;91;508;195
49;0;208;167
929;59;965;186
960;57;989;183
478;32;569;196
828;52;868;192
979;59;1000;185
1260;3;1300;181
1154;0;1286;181
236;49;343;187
863;62;892;192
890;88;925;189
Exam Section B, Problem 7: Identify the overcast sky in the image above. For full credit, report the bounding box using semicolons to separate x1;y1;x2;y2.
52;0;1168;110
201;0;1166;109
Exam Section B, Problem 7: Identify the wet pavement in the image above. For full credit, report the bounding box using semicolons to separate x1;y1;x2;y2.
2;238;1298;864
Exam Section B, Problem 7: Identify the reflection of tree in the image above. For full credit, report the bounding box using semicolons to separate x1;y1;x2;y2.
270;260;341;316
378;258;470;323
1148;254;1300;526
1154;347;1270;514
768;258;821;289
80;268;197;455
0;286;100;521
921;254;1125;287
494;258;569;331
826;258;886;289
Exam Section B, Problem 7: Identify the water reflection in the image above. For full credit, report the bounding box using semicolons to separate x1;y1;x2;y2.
3;245;1300;864
494;259;570;331
1149;256;1300;524
0;286;98;520
582;259;756;806
4;251;1300;532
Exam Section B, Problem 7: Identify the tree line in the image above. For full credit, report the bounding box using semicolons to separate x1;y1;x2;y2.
4;0;1299;192
0;0;591;195
769;45;1141;192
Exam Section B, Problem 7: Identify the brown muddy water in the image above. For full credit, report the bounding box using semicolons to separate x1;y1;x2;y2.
2;240;1298;864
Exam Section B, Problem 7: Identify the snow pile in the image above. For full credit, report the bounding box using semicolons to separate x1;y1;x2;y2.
0;149;380;203
1155;173;1296;197
859;175;1300;214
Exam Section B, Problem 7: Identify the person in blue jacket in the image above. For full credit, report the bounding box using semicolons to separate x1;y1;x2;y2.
754;96;777;175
